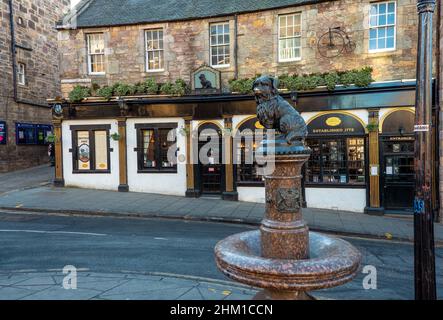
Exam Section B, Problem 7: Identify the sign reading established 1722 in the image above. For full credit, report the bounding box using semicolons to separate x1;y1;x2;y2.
0;121;6;145
307;113;366;136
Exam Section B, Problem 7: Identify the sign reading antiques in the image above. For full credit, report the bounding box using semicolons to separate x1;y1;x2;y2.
191;65;221;94
0;121;6;145
307;113;366;136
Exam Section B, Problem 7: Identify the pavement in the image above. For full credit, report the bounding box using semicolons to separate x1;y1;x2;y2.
0;271;257;300
0;165;442;243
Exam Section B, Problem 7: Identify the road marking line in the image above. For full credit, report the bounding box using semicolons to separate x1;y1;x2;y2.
0;229;107;236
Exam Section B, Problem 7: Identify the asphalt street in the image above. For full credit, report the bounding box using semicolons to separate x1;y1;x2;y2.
0;211;442;300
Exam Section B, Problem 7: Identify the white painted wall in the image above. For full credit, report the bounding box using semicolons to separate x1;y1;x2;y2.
238;187;265;203
238;186;366;213
62;119;120;191
126;118;187;196
305;188;366;213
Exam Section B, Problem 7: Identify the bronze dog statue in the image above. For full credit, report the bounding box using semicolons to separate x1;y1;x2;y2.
253;75;307;145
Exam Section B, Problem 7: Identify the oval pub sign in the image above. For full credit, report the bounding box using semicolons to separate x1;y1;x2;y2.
308;113;366;136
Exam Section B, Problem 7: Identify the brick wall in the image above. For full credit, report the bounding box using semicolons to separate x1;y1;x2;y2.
0;0;70;172
58;0;432;95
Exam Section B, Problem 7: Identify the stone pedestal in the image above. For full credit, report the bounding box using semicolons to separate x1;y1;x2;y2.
215;138;361;301
261;153;311;260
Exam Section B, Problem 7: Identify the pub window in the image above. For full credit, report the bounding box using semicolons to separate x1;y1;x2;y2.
70;125;111;173
17;63;26;85
235;118;265;185
87;33;105;74
278;13;302;62
369;1;396;52
306;137;365;185
135;123;178;173
145;29;164;71
210;22;230;67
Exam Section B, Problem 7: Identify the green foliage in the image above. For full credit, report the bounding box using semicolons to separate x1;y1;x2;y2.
110;132;121;141
159;82;173;95
114;83;132;96
231;67;374;94
45;133;56;143
97;86;114;100
159;79;188;96
144;78;159;95
134;82;147;95
228;78;255;94
68;85;91;103
366;122;379;132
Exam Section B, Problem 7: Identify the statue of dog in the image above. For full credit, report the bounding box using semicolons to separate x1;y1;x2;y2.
253;75;307;145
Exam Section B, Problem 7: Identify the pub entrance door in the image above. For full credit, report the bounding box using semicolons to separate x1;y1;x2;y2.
198;123;223;195
381;137;414;213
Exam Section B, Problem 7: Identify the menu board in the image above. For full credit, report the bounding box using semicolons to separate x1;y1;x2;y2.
0;121;6;145
77;131;91;170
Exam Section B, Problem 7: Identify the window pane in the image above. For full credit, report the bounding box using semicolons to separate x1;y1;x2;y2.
159;129;176;168
369;39;377;50
378;27;386;38
379;14;386;26
386;36;395;48
77;131;90;171
388;2;395;13
387;26;395;37
370;4;378;15
378;37;386;49
387;13;395;25
379;3;386;14
370;16;377;27
369;29;377;40
94;131;108;170
143;130;156;168
347;138;365;184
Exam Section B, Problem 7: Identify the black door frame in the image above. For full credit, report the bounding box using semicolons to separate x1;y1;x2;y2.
196;122;225;196
379;135;415;213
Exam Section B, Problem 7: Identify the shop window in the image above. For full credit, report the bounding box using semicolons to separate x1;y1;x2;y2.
70;125;111;173
369;1;396;52
306;137;365;185
16;123;53;145
235;118;265;185
145;29;164;71
87;33;105;74
0;121;6;145
135;123;178;173
278;13;302;62
210;22;230;67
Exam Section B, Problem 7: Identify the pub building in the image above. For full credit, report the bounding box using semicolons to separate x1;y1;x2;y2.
49;78;439;215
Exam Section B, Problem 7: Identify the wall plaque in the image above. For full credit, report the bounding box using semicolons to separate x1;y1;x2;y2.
191;65;221;94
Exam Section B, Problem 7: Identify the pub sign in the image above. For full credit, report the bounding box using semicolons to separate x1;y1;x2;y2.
0;121;6;145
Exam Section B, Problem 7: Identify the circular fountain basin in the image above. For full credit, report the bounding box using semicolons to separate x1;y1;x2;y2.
215;230;361;292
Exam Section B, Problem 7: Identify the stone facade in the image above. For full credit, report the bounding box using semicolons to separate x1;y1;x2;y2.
0;0;70;172
58;0;435;95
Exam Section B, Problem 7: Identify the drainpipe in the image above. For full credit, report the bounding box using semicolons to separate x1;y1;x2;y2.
7;0;49;108
437;0;442;223
234;14;239;80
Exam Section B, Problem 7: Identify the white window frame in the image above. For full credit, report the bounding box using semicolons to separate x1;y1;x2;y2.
145;29;165;72
278;13;302;63
209;22;231;68
17;62;26;85
86;33;106;75
368;1;397;53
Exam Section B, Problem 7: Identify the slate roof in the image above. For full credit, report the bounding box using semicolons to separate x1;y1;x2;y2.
65;0;327;28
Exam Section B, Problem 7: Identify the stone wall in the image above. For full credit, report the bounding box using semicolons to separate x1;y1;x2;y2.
58;0;433;95
0;0;70;172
